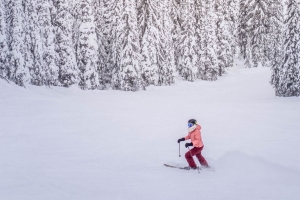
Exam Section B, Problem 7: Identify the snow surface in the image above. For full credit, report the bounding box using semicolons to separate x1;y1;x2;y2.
1;63;300;200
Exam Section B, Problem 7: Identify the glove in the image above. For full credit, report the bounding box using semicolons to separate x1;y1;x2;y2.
185;142;193;148
177;138;185;143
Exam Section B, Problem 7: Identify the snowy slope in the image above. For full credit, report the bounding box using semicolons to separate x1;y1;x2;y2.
0;64;300;200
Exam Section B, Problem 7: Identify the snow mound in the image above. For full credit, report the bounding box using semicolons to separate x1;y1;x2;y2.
216;151;300;181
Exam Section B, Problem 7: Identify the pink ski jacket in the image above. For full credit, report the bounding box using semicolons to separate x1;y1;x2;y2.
184;124;204;148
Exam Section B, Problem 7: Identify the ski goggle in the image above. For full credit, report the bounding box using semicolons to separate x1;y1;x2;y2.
188;123;194;128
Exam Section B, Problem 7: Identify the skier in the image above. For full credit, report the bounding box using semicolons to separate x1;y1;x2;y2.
177;119;209;169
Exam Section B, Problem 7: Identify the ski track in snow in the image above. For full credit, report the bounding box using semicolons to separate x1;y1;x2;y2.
0;65;300;200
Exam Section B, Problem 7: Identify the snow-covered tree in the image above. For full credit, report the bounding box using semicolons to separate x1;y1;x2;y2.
137;0;175;86
241;0;271;67
23;0;45;86
37;0;59;86
170;0;182;69
74;0;102;90
227;0;239;56
266;0;283;93
53;0;78;87
92;0;107;89
0;0;9;81
215;0;233;75
177;0;198;81
158;0;175;85
238;0;248;60
266;0;283;63
271;0;300;97
111;0;144;91
138;0;160;86
170;0;181;42
4;0;30;86
93;0;117;87
195;0;218;81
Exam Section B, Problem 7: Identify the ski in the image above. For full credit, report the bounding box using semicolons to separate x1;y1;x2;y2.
164;164;201;171
164;164;214;172
164;164;190;170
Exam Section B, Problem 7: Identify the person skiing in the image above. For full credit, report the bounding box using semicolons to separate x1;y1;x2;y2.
177;119;209;169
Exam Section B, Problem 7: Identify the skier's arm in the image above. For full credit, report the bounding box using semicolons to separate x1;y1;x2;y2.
184;135;191;140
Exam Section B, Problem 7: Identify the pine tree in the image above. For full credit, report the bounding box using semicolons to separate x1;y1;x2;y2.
242;0;271;67
215;0;233;75
177;0;198;81
92;0;107;89
93;0;118;88
170;0;182;71
170;0;182;70
74;0;101;90
53;0;78;87
227;0;239;57
169;0;181;42
272;0;300;96
0;0;9;81
195;0;218;81
266;0;283;63
137;0;175;86
138;0;160;86
111;0;144;91
238;0;248;60
37;0;59;86
23;0;45;86
4;0;30;86
103;0;120;87
266;0;283;91
158;0;175;85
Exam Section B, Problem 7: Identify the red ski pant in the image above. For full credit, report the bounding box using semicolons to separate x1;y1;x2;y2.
185;146;208;168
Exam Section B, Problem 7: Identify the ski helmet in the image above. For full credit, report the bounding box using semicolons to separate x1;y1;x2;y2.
188;119;197;125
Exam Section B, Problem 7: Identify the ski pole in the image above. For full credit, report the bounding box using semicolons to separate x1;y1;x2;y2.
187;147;200;173
179;143;181;157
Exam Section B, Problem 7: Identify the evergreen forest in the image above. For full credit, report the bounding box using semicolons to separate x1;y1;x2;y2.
0;0;299;96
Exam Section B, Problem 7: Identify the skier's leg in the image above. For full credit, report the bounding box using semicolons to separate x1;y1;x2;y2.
185;148;197;168
195;146;209;167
